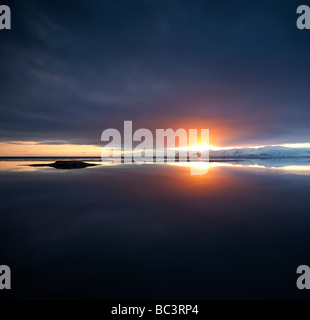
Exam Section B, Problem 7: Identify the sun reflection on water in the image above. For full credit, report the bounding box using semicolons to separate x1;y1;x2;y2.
0;159;310;176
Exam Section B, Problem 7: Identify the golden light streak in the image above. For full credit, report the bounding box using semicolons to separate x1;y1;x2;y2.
1;140;310;157
0;142;102;157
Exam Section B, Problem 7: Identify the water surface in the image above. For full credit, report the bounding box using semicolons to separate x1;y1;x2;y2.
1;158;310;299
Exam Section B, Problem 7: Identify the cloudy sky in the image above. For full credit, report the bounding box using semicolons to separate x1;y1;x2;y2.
1;0;310;155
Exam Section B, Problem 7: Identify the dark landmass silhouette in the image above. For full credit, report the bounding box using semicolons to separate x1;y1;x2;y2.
29;160;98;169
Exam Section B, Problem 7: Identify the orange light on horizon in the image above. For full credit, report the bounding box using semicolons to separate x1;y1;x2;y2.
2;139;310;157
0;142;102;157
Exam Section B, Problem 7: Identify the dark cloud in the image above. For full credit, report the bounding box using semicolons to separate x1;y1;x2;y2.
0;0;309;147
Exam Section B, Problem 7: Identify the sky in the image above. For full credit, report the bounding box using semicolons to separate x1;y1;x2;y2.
0;0;310;156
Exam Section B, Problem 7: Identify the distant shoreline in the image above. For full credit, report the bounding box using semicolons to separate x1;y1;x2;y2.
1;156;310;161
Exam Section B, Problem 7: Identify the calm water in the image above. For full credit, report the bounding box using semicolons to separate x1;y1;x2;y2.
1;159;310;299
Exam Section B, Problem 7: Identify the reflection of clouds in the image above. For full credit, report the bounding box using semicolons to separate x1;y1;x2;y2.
168;161;310;176
268;166;310;176
2;160;310;176
0;161;52;172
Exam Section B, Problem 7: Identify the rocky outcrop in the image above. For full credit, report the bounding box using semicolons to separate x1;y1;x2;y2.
29;160;98;169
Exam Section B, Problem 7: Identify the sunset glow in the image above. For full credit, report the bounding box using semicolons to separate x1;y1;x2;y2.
0;142;102;157
2;140;310;157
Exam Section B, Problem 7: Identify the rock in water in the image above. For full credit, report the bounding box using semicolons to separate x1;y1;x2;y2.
29;160;98;169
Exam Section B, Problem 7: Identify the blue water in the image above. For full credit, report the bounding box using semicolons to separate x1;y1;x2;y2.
0;159;310;299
